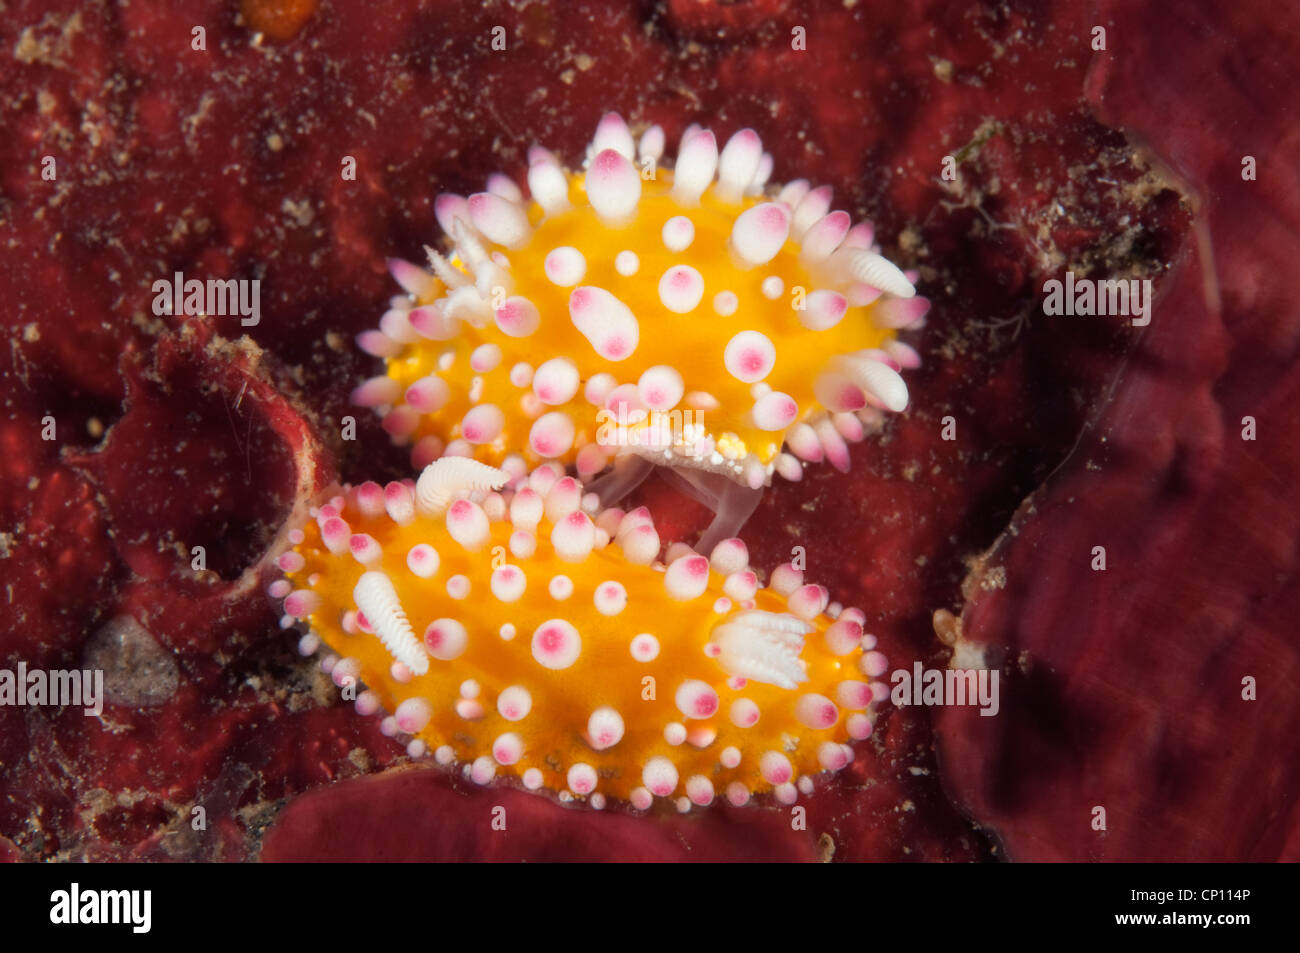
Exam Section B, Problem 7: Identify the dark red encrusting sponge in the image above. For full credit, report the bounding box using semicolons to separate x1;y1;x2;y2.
0;0;1293;861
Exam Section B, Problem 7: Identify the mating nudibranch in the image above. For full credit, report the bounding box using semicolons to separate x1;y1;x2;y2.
271;458;889;809
355;113;927;497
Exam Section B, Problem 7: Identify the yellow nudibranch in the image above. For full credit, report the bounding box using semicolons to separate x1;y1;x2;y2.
354;113;927;507
271;458;890;809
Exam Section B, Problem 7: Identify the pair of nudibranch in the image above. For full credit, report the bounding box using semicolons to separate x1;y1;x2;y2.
274;112;924;809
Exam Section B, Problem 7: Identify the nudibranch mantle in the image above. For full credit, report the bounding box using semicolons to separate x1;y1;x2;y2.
272;459;889;810
356;113;927;499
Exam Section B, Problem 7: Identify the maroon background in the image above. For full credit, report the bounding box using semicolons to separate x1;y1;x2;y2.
0;0;1294;861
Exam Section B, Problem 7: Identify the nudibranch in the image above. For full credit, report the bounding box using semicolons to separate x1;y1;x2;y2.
270;458;890;809
355;113;927;547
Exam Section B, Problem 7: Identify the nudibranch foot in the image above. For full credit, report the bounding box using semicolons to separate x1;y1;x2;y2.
583;454;656;507
656;465;764;556
356;112;926;532
271;460;890;810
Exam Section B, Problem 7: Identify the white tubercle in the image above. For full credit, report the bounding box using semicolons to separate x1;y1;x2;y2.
592;112;636;160
320;515;351;555
544;246;586;287
469;343;501;373
795;693;839;730
353;482;386;518
771;563;802;593
586;148;641;221
492;732;524;765
569;286;640;361
528;158;571;215
353;571;428;676
486;173;523;204
446;499;491;550
619;523;660;565
529;412;577;458
800;289;849;331
791;185;832;239
777;178;810;209
614;250;639;275
509;486;544;530
490;565;527;602
675;679;720;719
461;404;504;444
709;537;749;575
406;303;457;342
715;128;763;203
468;192;531;249
638;124;665;163
528;145;557;166
497;685;532;721
883;339;923;369
383;482;416;525
686;775;715;806
357;329;402;358
748;152;773;194
568;763;598;795
406;543;439;578
493;295;541;337
723;330;776;383
729;202;791;268
423;618;468;660
751;391;799;431
543;476;582;522
800;210;851;264
394;697;432;733
642;756;679;797
551;510;596;562
636;365;685;412
532;357;581;405
386;257;436;298
351;376;400;407
665;554;710;600
379;307;422;343
587;707;625;750
434;193;469;238
759;750;793;785
658;265;705;314
349;533;382;566
729;697;759;727
671;129;718;205
661;215;695;252
531;619;582;670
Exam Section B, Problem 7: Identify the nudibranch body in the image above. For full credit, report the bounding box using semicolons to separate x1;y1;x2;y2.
355;113;927;502
271;459;889;809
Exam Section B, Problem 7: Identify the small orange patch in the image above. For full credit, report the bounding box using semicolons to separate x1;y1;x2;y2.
241;0;317;41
